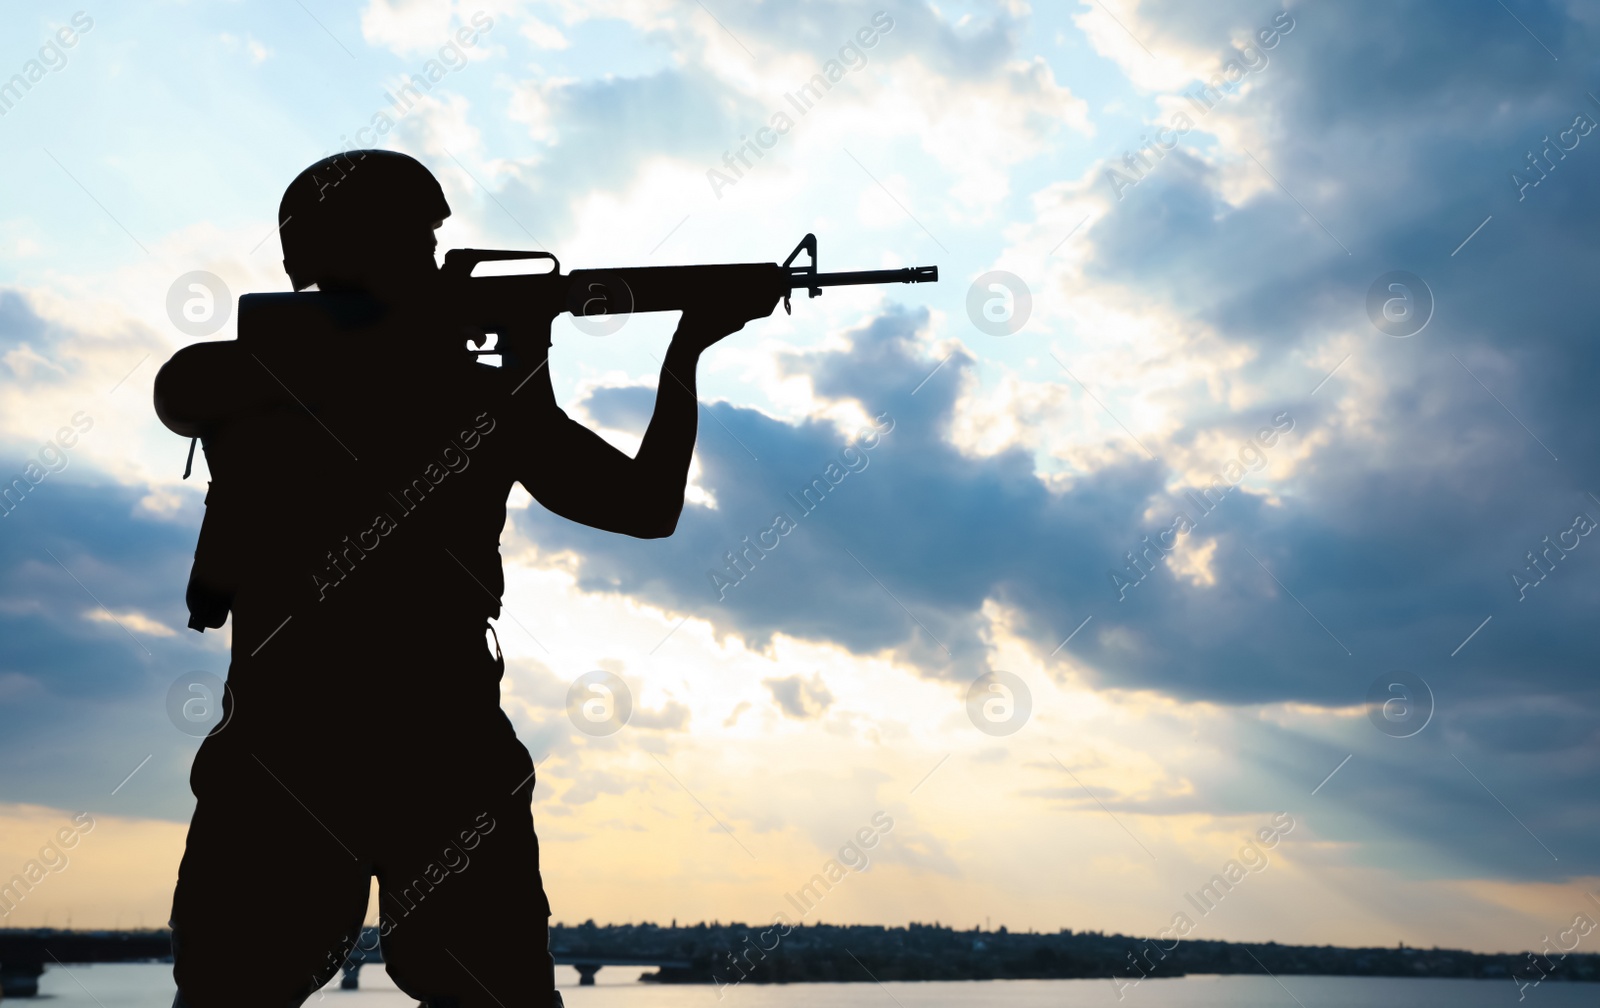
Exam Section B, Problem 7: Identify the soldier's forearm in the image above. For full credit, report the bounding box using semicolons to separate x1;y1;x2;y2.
631;339;704;528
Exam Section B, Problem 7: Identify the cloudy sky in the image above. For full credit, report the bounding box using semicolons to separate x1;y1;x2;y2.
2;0;1598;955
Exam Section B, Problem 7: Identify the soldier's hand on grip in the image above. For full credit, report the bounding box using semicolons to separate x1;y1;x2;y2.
671;284;783;354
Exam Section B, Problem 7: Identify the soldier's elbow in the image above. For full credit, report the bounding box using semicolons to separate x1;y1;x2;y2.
634;516;679;539
632;501;683;539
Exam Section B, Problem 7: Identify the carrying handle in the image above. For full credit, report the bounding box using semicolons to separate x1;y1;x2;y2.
442;248;562;279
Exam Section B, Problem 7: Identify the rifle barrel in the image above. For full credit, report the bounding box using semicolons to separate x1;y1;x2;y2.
796;266;939;289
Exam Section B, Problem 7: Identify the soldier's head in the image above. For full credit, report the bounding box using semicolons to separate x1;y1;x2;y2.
279;150;450;296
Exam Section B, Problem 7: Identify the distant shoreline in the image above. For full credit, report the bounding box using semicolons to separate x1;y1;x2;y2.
6;921;1592;991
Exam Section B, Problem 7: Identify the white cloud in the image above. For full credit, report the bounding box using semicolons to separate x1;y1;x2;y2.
84;607;177;638
520;16;569;49
360;0;501;60
217;31;273;65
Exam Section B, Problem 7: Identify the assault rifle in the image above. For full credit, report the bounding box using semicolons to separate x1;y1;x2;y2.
440;232;938;351
233;233;936;365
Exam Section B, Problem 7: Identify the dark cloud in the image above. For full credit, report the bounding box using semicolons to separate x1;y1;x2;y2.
631;699;692;731
0;290;50;351
526;308;1524;709
496;0;1600;884
1019;0;1600;883
467;65;763;244
763;672;834;719
0;478;221;822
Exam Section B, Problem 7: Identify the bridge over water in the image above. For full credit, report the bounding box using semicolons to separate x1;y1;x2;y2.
0;931;171;997
336;927;694;989
0;928;696;997
340;934;697;985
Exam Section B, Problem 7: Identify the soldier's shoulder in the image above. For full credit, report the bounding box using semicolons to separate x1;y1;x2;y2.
165;338;241;366
155;339;244;399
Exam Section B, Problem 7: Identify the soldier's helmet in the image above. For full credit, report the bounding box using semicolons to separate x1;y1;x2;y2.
279;150;451;292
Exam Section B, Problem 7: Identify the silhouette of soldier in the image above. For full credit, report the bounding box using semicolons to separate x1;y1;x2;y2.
155;150;778;1007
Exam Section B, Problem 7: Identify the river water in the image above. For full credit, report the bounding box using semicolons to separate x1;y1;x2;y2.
18;962;1593;1006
